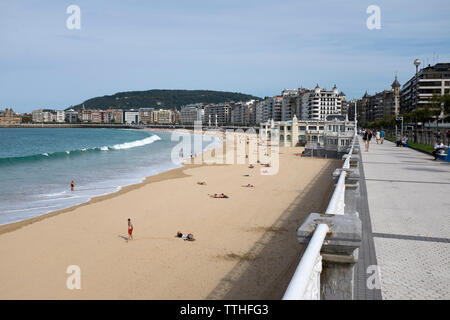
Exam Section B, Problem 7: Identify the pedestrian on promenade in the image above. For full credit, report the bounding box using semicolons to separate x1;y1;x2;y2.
376;130;381;144
363;129;372;152
380;129;385;144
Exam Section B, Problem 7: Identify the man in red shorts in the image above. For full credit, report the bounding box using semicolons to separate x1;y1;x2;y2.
128;218;133;240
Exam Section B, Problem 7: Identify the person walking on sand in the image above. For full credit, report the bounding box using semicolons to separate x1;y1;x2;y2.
71;180;74;191
128;218;134;240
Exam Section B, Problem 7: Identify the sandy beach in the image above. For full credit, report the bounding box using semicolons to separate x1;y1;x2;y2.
0;134;339;299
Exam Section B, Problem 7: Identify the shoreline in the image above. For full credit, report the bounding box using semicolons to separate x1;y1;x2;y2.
0;142;339;299
0;164;194;236
0;128;223;235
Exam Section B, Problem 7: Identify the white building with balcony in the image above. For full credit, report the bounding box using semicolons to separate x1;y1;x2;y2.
260;115;354;157
308;84;342;120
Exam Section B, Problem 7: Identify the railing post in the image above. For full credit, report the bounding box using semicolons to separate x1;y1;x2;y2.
297;213;362;300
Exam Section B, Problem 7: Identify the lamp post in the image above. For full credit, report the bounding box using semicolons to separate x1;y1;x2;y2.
413;59;421;142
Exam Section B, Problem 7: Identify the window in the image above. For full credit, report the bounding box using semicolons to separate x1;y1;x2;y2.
308;126;317;130
299;126;306;130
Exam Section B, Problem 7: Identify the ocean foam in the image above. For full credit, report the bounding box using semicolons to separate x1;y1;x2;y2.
109;134;161;150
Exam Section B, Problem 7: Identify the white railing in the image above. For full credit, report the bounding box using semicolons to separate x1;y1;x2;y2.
283;223;329;300
282;123;358;300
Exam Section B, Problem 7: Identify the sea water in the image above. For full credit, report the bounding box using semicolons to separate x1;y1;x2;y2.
0;128;221;225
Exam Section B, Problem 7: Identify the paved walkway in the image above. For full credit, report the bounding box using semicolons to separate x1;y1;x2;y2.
359;138;450;299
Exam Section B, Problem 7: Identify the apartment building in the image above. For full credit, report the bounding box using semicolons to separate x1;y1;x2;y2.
180;105;204;124
307;85;342;120
401;62;450;113
65;109;79;123
32;109;65;123
204;103;232;125
151;109;172;124
271;96;283;121
357;76;401;123
139;108;155;124
124;110;140;124
255;99;270;124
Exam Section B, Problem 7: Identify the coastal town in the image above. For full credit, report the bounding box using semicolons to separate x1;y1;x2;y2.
1;0;450;306
2;63;449;140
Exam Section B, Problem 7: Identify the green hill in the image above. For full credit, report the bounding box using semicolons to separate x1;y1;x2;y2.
67;89;260;110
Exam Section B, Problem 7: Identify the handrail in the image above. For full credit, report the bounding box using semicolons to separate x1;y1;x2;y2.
325;170;346;215
282;122;358;300
282;223;329;300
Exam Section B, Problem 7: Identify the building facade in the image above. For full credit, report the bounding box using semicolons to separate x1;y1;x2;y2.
124;110;140;124
139;108;155;124
0;108;22;124
260;115;355;157
307;85;342;120
401;63;450;113
204;103;232;125
151;109;173;124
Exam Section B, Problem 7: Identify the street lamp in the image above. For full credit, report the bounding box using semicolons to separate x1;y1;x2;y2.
413;59;421;142
413;59;421;75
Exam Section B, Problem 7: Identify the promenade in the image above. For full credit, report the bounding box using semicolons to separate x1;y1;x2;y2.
357;137;450;299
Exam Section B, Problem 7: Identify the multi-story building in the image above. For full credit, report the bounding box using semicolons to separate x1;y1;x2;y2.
271;96;283;121
357;76;401;123
56;110;65;123
180;105;204;124
91;111;102;123
124;110;140;124
81;109;92;123
32;109;44;123
0;108;22;124
401;62;450;113
255;99;270;124
139;108;155;124
260;114;355;157
151;109;172;124
111;109;124;124
231;102;246;125
307;85;342;120
65;109;79;123
32;109;63;123
204;103;232;125
172;109;180;124
281;89;300;121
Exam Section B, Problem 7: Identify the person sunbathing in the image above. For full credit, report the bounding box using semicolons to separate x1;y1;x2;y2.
197;181;207;185
176;231;195;241
248;164;254;168
209;193;229;199
242;184;255;188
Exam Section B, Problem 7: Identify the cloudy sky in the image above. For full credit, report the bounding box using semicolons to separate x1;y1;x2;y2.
1;0;449;112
